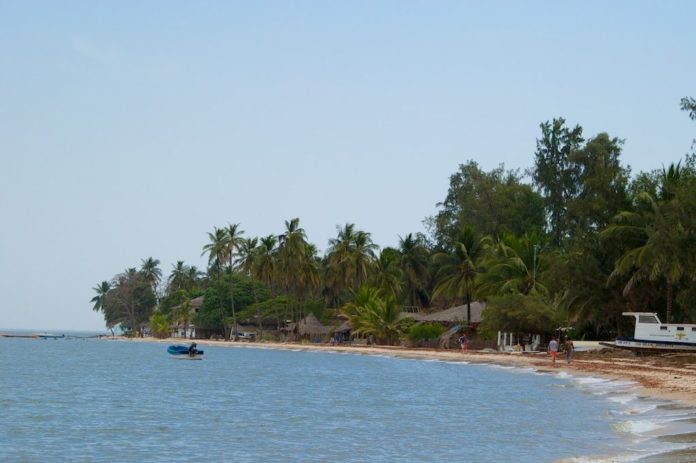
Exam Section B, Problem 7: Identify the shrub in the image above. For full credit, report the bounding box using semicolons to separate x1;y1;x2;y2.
407;323;446;343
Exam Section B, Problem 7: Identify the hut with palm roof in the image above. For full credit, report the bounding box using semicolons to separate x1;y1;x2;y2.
283;313;331;342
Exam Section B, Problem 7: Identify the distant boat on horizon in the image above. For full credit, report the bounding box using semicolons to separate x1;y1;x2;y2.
34;333;65;339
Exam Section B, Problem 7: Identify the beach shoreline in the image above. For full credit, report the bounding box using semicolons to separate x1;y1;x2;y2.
108;336;696;407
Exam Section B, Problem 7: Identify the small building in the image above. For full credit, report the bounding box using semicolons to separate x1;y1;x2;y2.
170;296;205;339
283;313;331;342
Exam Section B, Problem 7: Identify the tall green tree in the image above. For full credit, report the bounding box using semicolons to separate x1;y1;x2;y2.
201;227;230;340
567;133;631;234
370;247;403;300
225;224;245;340
432;226;487;325
532;118;584;246
255;235;280;329
477;233;547;297
602;170;694;322
237;237;263;335
325;223;377;305
167;261;203;294
91;281;112;312
278;218;317;321
431;160;544;244
102;269;157;336
202;228;229;278
398;233;430;308
140;257;162;294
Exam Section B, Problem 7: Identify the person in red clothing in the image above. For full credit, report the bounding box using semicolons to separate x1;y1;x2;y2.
548;338;558;365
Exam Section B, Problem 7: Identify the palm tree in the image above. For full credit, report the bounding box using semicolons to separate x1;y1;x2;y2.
140;257;162;295
352;229;378;288
477;233;548;297
341;288;412;345
432;227;487;325
255;235;280;330
325;224;378;305
370;248;402;299
237;237;263;336
278;218;312;322
167;261;188;293
171;297;193;339
225;223;245;340
202;227;231;338
398;233;430;308
602;190;691;322
91;281;112;312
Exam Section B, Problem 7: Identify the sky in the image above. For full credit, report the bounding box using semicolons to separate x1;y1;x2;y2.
1;1;694;331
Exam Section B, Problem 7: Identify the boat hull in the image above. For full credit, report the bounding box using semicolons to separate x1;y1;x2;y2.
600;339;696;354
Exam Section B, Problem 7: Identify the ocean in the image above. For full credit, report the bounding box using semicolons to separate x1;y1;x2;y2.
2;336;696;462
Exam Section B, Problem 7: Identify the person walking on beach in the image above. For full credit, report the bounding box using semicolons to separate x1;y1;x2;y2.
548;338;558;365
458;333;468;352
565;339;574;364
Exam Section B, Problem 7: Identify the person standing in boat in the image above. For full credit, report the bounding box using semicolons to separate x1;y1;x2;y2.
188;342;198;357
548;338;558;365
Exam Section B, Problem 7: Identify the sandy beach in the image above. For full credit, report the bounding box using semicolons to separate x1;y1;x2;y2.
112;336;696;407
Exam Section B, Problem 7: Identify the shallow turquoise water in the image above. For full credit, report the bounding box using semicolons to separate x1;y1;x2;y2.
1;338;695;462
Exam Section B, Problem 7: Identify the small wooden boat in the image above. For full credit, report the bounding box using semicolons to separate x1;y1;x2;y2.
600;312;696;353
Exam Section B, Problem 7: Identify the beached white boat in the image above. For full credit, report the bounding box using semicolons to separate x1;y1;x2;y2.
600;312;696;353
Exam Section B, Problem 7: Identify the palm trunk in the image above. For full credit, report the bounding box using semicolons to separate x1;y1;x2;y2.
466;292;472;328
253;284;262;340
230;257;238;341
666;281;673;323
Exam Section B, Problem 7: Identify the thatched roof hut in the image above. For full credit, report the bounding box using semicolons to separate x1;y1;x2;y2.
297;313;331;336
334;320;352;333
420;302;486;324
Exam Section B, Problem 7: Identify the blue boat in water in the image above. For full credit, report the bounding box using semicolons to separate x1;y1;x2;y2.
167;343;204;359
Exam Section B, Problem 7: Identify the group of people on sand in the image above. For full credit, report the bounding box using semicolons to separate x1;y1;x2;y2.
548;337;574;366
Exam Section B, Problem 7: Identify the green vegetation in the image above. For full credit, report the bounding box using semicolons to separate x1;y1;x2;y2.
91;99;696;344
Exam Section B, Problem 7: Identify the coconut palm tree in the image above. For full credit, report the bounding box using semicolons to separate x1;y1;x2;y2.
477;233;548;297
370;248;402;299
167;261;188;293
352;229;378;288
202;227;231;338
277;218;320;324
602;190;691;322
171;297;193;339
202;227;229;277
255;235;280;330
398;233;430;308
325;224;378;305
91;281;112;312
140;257;162;296
237;237;263;335
432;226;487;325
225;224;245;340
342;288;412;345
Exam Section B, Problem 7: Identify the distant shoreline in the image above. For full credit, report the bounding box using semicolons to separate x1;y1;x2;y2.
104;335;696;407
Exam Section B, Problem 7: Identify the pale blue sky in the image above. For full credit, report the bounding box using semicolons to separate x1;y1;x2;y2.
1;1;694;330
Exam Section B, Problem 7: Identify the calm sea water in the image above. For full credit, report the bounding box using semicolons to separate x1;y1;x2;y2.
2;337;696;462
